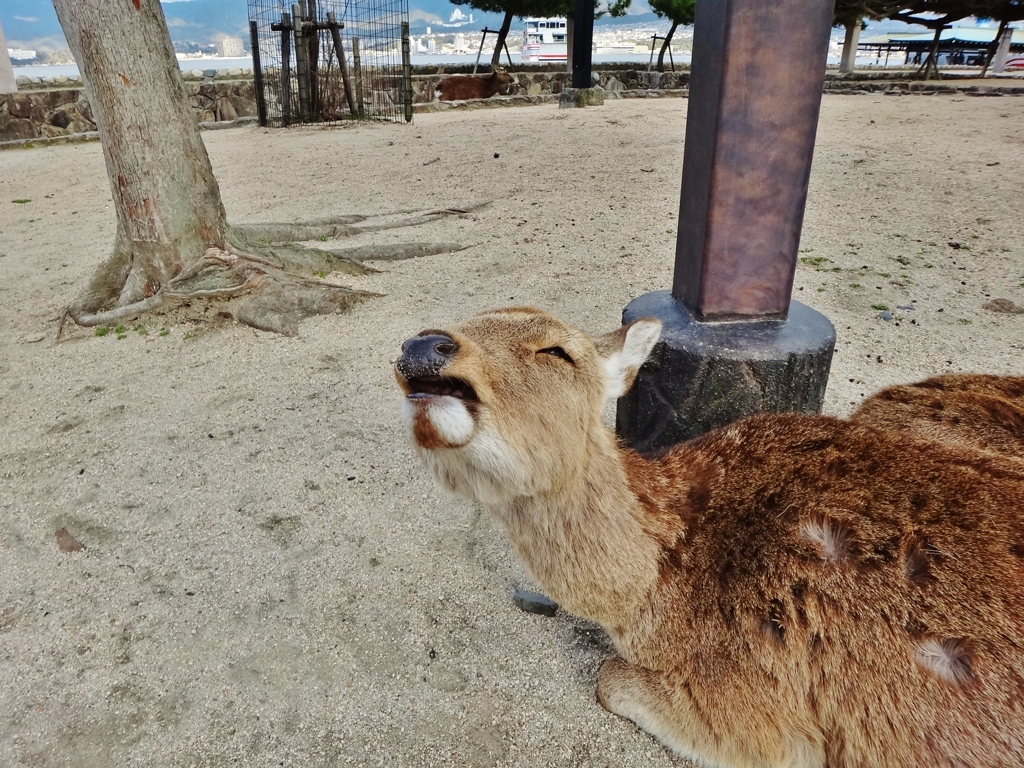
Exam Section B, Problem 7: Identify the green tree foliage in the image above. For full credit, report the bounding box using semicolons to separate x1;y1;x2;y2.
974;1;1024;74
833;0;900;27
450;0;630;68
648;0;695;72
450;0;553;67
889;0;1020;77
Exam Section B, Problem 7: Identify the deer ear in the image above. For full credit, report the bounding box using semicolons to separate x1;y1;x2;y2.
595;318;661;401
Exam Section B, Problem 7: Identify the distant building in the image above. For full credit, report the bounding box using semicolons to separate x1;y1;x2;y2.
216;37;244;57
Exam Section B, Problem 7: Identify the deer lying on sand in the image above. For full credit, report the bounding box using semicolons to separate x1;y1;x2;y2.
435;67;514;102
395;306;1024;768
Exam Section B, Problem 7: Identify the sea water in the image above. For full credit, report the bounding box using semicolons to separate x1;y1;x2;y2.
13;50;894;81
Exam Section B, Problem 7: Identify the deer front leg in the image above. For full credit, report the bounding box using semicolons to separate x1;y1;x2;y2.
597;657;723;765
596;658;824;768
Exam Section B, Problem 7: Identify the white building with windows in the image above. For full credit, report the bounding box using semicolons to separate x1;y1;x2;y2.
216;37;245;57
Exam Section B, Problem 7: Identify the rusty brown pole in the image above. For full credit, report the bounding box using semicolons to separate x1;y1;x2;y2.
674;0;836;321
617;0;838;451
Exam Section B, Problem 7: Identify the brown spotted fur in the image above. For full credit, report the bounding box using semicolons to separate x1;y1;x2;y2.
396;307;1024;768
436;67;514;101
852;373;1024;458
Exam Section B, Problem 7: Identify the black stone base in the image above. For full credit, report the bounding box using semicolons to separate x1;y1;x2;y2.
616;291;836;452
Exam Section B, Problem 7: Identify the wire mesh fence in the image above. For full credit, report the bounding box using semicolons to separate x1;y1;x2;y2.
247;0;412;127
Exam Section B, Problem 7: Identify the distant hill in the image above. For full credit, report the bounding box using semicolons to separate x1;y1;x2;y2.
1;0;657;51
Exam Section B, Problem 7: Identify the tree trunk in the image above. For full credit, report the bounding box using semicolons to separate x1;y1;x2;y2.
839;21;861;74
566;17;574;74
0;21;18;95
657;21;678;73
985;19;1012;76
490;10;514;69
918;25;944;80
52;0;228;313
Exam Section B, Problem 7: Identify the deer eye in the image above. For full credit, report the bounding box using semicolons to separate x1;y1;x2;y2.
537;346;574;365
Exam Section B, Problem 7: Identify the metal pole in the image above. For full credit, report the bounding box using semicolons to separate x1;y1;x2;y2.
571;0;594;89
402;22;414;123
292;3;310;119
249;21;268;127
351;36;365;118
673;0;835;320
280;12;292;126
327;13;356;117
307;0;320;117
473;29;488;74
616;0;837;450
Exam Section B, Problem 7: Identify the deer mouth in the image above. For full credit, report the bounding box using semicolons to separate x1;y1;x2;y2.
405;375;478;402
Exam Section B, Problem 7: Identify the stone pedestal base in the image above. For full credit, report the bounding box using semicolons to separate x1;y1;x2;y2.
616;290;836;452
558;87;604;108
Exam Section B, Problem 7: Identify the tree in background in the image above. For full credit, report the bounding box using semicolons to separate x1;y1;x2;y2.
450;0;555;68
889;0;982;79
648;0;695;72
565;0;632;73
833;0;901;73
976;0;1024;75
51;0;480;336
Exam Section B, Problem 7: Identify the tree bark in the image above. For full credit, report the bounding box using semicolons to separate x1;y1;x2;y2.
657;21;678;73
918;25;944;80
52;0;228;312
839;21;861;74
0;21;18;95
983;19;1015;77
490;11;514;69
566;17;574;74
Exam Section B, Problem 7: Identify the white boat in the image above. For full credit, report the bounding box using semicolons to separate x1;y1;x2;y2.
521;17;567;63
7;49;37;62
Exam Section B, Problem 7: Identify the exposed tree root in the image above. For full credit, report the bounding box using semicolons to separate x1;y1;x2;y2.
230;201;492;244
328;242;470;262
57;204;488;340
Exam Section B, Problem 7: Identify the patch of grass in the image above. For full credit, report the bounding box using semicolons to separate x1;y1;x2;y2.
94;326;109;337
117;333;128;340
134;324;147;335
12;199;30;204
799;248;814;253
923;263;934;268
817;287;826;292
871;303;889;311
313;269;327;278
800;256;829;268
114;324;127;334
849;283;861;289
158;328;170;337
958;318;973;325
183;327;203;340
316;235;328;242
879;272;891;278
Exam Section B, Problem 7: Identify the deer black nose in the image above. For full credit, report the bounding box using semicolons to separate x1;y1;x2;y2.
396;333;459;379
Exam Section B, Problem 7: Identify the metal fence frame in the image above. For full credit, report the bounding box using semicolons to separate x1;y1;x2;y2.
248;0;412;127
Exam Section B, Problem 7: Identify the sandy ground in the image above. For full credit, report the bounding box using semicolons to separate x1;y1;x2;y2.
1;94;1023;767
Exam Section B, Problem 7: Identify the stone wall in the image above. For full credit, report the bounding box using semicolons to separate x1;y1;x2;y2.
4;68;1022;146
1;79;258;145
